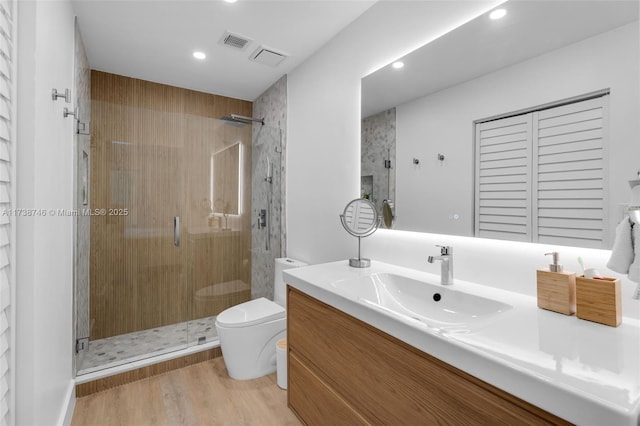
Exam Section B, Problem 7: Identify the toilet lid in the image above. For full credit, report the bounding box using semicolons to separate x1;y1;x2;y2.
216;297;285;328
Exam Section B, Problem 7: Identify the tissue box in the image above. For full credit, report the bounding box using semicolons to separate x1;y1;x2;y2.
536;270;576;315
576;276;622;327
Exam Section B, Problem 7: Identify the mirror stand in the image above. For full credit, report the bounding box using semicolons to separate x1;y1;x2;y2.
349;236;370;268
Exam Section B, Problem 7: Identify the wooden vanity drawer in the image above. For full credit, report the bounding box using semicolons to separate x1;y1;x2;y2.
288;352;369;425
287;286;571;425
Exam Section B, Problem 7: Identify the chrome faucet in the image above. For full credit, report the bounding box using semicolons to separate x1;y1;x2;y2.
427;245;453;286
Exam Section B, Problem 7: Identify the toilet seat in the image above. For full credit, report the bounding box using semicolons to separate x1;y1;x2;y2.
216;297;284;329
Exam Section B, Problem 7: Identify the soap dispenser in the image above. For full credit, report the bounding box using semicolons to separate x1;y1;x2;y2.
536;252;576;315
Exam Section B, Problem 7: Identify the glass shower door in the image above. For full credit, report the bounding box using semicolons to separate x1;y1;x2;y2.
83;95;265;374
183;115;254;346
82;103;190;374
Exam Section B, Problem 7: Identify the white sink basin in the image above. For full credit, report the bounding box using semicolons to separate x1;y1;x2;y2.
331;273;512;331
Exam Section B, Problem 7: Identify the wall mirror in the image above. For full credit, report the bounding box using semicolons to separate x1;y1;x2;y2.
361;0;639;249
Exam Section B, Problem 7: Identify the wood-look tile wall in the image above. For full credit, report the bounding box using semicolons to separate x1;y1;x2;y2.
90;71;253;340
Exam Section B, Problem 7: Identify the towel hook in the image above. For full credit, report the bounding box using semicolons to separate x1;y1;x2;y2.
52;88;71;103
63;107;78;119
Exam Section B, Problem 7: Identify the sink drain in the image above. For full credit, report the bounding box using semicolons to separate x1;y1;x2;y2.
433;293;442;302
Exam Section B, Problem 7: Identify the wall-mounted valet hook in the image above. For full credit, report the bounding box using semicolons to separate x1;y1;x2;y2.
52;88;71;103
63;107;78;119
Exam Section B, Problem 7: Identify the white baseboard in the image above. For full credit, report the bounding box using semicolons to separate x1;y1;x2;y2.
58;380;76;426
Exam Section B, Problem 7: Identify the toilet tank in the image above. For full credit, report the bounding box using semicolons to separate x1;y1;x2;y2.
274;258;307;307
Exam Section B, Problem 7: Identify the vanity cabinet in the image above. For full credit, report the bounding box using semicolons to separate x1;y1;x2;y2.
287;286;571;425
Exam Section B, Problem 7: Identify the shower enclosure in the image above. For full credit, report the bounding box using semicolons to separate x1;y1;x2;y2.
77;73;282;374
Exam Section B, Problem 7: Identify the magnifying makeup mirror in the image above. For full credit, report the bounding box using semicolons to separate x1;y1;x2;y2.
340;198;380;267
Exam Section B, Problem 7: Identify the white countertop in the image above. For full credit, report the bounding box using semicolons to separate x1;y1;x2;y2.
284;260;640;426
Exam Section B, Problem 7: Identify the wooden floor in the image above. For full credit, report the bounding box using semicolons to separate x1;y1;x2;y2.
71;357;302;426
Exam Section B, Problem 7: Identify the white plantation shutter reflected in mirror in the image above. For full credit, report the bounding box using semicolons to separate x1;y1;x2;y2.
534;96;607;248
475;94;607;248
0;0;13;424
475;114;533;242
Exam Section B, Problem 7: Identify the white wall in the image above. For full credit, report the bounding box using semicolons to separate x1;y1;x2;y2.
16;1;76;424
395;22;640;239
286;1;639;320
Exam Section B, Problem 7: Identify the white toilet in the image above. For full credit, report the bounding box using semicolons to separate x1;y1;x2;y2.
215;257;306;380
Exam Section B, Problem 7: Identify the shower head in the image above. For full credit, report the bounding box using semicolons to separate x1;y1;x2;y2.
220;114;265;126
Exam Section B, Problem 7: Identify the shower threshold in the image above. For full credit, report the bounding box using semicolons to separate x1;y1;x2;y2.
76;315;218;377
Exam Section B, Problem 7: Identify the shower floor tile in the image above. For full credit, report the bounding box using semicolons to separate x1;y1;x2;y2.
77;316;218;375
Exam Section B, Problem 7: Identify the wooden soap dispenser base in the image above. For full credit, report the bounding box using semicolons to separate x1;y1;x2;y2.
536;251;576;315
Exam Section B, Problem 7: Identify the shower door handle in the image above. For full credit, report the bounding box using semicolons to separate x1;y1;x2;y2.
174;216;180;247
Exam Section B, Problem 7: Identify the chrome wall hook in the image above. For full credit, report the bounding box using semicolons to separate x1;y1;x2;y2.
63;107;78;118
413;158;420;165
52;88;71;103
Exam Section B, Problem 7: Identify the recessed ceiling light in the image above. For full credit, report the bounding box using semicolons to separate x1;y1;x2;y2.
224;0;237;3
392;61;404;69
489;8;507;20
193;51;206;60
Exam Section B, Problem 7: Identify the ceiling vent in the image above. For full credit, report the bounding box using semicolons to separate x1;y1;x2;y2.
249;46;288;67
219;31;252;51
